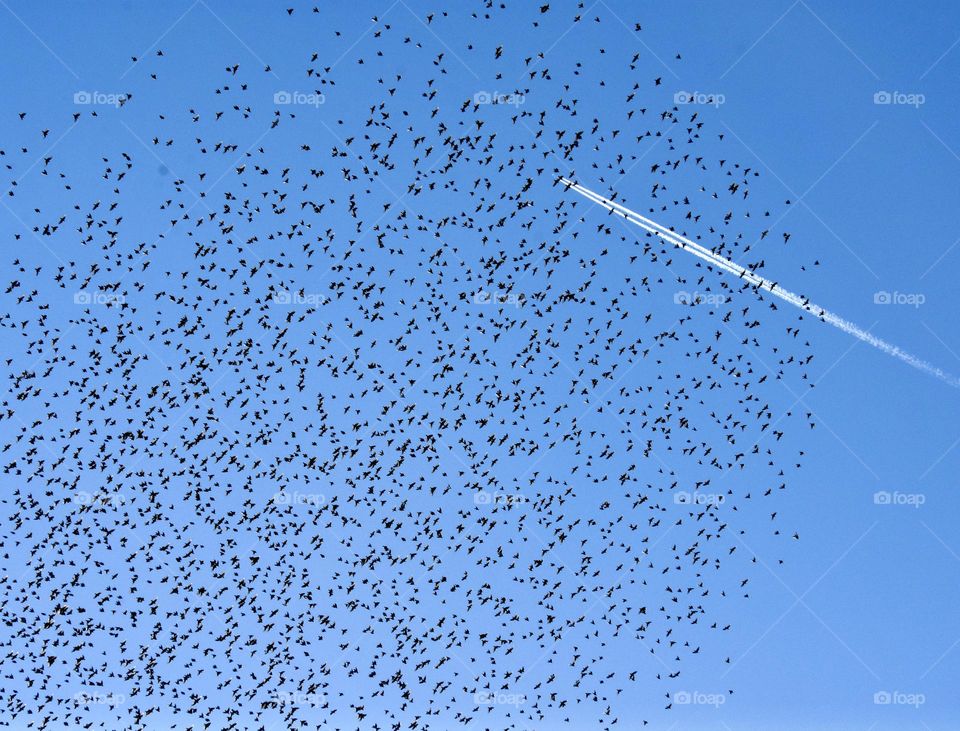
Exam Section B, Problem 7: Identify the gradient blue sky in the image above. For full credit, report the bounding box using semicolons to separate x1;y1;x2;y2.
0;1;958;729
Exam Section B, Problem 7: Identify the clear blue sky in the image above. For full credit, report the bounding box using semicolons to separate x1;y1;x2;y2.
0;1;958;729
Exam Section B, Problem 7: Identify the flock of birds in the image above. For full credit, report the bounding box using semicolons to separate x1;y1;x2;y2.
0;2;823;729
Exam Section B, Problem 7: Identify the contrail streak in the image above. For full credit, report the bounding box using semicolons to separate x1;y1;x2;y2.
559;177;960;389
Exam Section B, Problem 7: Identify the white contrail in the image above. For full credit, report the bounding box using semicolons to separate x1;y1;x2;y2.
559;177;960;389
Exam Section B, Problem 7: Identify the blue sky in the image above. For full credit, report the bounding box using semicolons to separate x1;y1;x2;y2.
0;1;958;729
